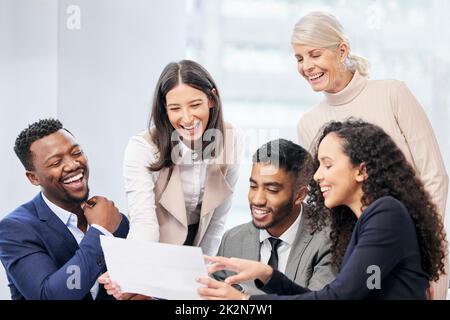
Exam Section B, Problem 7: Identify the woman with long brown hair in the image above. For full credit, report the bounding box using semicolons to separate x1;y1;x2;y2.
123;60;241;256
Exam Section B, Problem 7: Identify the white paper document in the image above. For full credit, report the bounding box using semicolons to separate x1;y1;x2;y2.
100;236;208;300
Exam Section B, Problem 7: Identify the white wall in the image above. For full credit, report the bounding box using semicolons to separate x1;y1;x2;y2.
57;0;186;220
0;0;186;299
0;0;58;299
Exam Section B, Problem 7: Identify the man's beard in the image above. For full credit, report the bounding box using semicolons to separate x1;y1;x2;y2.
251;198;294;230
63;185;90;205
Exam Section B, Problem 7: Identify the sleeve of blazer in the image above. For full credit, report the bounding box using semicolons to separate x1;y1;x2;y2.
306;229;337;291
212;229;246;293
123;134;160;242
112;213;130;239
0;218;109;300
251;199;408;300
211;230;230;282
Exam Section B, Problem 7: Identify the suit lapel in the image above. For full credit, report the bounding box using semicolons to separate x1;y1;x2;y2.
33;194;97;300
33;193;79;259
200;163;232;217
285;205;313;279
201;126;234;217
158;166;188;227
242;224;261;261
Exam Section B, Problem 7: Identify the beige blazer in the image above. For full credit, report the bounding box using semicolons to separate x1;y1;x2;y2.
124;124;241;255
155;160;232;246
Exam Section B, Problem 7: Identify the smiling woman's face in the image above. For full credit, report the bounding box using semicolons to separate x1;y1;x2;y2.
293;43;350;94
165;83;211;144
313;133;364;215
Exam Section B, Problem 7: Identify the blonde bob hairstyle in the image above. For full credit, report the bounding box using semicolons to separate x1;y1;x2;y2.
291;11;370;77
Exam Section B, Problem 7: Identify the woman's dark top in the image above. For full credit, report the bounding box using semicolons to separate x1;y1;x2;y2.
252;196;429;300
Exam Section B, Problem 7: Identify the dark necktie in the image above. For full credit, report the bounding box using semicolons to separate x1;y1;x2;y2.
267;237;282;269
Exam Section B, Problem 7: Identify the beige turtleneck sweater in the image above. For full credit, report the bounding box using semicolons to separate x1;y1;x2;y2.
298;71;448;218
297;71;449;299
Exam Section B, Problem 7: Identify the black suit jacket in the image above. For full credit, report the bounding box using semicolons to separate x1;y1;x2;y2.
252;196;429;300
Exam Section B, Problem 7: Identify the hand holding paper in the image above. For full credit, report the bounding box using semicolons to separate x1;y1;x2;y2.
100;236;208;300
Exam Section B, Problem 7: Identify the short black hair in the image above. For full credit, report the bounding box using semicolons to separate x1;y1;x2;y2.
252;139;313;188
14;118;65;170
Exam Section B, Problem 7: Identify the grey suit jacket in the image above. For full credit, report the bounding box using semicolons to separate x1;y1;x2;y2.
214;205;336;294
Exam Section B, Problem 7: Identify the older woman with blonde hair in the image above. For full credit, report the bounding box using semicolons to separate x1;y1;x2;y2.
292;11;448;299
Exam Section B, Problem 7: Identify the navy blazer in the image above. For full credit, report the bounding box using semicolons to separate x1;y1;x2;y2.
252;196;429;300
0;193;129;300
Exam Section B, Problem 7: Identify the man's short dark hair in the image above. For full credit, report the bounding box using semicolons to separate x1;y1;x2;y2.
14;118;65;170
252;139;314;189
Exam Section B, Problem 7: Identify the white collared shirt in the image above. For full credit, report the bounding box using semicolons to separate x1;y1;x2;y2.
259;205;303;273
42;193;113;300
177;140;208;226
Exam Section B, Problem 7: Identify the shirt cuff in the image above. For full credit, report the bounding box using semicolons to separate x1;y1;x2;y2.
90;224;114;237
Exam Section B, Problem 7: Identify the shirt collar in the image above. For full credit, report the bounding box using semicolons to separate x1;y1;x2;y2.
259;204;303;246
41;192;79;227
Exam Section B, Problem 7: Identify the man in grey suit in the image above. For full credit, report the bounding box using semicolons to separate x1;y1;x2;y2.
213;139;336;294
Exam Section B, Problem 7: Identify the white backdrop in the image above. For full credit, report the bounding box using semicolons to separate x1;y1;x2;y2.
0;0;186;300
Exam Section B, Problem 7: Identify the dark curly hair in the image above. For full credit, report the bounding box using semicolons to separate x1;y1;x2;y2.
306;119;447;281
14;118;68;170
252;139;314;191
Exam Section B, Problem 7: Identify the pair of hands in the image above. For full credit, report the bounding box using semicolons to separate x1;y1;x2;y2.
81;196;122;234
98;256;273;300
197;256;273;300
200;259;436;300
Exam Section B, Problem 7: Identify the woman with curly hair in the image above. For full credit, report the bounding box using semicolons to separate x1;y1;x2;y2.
292;12;448;298
197;119;447;300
